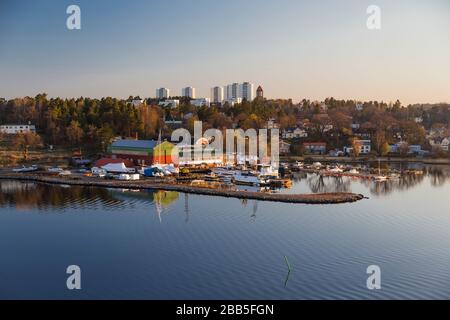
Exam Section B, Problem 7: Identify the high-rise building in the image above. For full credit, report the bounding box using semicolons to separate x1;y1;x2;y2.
225;83;240;100
181;87;196;99
156;88;170;99
241;82;255;101
211;86;224;104
225;82;255;102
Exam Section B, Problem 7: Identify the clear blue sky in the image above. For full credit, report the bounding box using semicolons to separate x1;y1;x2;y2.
1;0;449;104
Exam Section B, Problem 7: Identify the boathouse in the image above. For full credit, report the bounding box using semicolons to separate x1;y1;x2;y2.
108;139;175;165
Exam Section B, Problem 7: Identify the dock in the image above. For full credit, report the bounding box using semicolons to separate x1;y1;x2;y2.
0;173;365;205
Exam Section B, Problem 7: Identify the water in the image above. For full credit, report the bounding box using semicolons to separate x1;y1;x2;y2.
1;164;450;300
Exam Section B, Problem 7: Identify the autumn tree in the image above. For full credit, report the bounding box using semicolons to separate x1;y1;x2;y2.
66;120;84;145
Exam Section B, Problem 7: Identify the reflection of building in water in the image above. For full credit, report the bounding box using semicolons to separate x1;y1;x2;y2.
154;191;180;223
0;181;36;193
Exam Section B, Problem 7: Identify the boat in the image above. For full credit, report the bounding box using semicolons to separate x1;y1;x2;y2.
348;168;359;174
12;165;38;173
58;170;72;176
47;167;64;173
374;159;387;182
232;170;270;186
374;175;388;182
328;166;343;173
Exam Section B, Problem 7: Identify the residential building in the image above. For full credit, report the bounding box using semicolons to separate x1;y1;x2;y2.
345;140;372;155
211;86;224;104
156;88;170;99
241;82;254;101
225;83;240;100
279;140;291;155
267;118;279;130
225;82;255;101
181;87;196;99
303;142;327;155
191;98;211;107
282;127;308;139
223;97;242;107
158;99;179;108
129;98;144;107
0;124;36;134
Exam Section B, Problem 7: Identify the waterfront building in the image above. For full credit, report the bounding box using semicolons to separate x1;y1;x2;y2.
108;139;175;165
0;124;36;134
303;142;327;155
156;88;170;99
181;87;196;99
279;140;291;155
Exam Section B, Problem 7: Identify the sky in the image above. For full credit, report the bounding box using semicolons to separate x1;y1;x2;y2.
0;0;449;105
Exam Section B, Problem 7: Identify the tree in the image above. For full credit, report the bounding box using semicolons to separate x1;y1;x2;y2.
66;120;84;145
13;132;43;160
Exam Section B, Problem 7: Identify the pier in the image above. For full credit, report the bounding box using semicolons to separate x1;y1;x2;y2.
0;173;365;205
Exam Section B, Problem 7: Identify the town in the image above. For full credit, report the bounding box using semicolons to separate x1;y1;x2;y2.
1;84;449;167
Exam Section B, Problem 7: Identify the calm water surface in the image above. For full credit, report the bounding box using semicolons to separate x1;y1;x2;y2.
1;164;450;300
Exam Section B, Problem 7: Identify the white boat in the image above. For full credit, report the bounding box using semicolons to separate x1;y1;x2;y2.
12;165;38;173
312;162;322;168
374;175;388;182
328;167;343;173
58;170;72;176
348;168;359;174
48;167;64;173
101;163;135;174
91;167;107;177
232;171;270;186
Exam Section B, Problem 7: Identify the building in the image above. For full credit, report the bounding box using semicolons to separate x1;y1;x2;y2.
108;139;175;165
303;142;327;155
158;99;180;108
181;87;196;99
225;82;255;101
344;140;371;155
129;98;144;107
256;86;264;99
279;140;291;155
191;98;211;107
225;83;240;100
156;88;170;99
282;127;308;139
0;124;36;134
211;86;224;104
266;118;279;130
223;97;242;107
241;82;254;101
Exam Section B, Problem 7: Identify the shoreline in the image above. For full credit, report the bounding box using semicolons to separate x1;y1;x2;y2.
283;156;450;165
0;173;365;205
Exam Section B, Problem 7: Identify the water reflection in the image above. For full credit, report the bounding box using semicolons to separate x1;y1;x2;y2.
0;181;181;214
299;164;450;196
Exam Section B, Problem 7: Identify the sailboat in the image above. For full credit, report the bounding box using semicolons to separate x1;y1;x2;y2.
374;159;388;182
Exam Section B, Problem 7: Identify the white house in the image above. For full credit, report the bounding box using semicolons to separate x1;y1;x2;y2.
158;99;179;108
282;127;308;139
345;140;371;155
0;124;36;134
191;98;211;107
